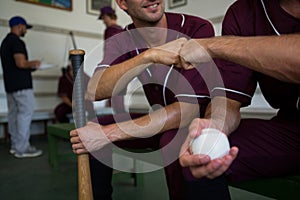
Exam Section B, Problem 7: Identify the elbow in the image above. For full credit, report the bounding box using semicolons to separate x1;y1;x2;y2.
15;61;27;69
15;63;24;69
86;71;110;101
226;110;241;135
86;87;108;101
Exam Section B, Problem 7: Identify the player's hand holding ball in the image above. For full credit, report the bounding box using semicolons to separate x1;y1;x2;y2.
190;128;230;160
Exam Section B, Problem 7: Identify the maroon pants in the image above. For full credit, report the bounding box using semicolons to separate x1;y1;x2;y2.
227;115;300;182
183;114;300;199
90;113;187;200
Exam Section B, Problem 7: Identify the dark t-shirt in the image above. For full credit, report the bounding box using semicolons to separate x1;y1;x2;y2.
97;13;214;111
0;33;33;93
218;0;300;114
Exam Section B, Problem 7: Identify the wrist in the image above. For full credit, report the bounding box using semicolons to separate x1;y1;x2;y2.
208;36;239;60
142;48;155;64
205;38;219;59
104;123;129;143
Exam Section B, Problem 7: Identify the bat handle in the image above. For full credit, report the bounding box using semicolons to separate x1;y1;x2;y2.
78;154;93;200
69;49;93;200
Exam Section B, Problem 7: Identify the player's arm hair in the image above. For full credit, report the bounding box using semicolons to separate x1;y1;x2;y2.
206;34;300;83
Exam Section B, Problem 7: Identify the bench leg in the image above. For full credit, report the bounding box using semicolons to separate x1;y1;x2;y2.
48;133;59;170
43;120;48;135
133;159;144;187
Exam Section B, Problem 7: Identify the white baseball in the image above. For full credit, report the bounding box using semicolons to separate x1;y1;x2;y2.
190;128;230;160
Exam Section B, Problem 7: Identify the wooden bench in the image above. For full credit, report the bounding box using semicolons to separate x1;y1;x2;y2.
0;109;55;141
47;122;143;187
47;123;76;170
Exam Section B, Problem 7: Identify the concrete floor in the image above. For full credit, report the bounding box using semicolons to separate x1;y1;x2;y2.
0;135;274;200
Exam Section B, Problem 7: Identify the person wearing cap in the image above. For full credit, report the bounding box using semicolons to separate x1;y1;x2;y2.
0;16;42;158
99;6;126;113
99;6;123;40
54;62;73;123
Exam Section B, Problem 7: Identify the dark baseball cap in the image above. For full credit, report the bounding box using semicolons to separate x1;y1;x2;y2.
9;16;33;29
99;6;115;19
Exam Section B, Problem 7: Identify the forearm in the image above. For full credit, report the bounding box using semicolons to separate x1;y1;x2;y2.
88;38;186;101
17;60;40;69
88;51;154;101
206;35;300;83
61;96;72;107
204;97;241;136
14;53;40;69
104;102;200;142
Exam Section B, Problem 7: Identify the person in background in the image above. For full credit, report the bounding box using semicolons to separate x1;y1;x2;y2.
0;16;43;158
178;0;300;199
99;5;126;113
99;6;123;40
54;62;73;123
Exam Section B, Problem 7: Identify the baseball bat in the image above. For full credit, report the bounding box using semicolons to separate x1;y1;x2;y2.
69;49;93;200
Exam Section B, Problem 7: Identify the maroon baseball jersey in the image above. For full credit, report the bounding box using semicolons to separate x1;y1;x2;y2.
96;12;215;111
217;0;300;115
104;24;123;40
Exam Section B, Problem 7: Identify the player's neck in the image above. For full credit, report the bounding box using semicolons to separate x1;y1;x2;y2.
140;27;168;47
280;0;300;18
11;27;21;37
107;20;118;27
136;14;168;47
